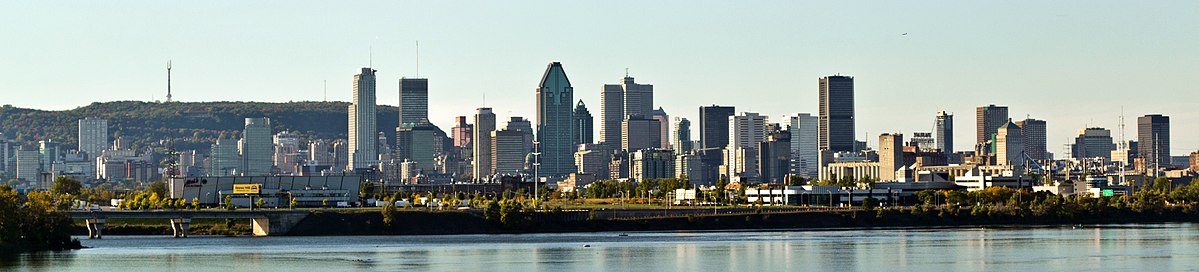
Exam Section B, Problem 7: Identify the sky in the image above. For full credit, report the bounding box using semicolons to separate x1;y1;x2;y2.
2;1;1197;155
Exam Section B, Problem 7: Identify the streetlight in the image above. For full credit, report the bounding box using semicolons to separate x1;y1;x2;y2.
532;141;540;211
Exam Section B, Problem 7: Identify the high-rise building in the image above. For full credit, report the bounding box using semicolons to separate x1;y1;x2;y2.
601;75;654;149
699;105;736;149
535;62;575;178
787;113;819;178
1138;114;1171;169
757;129;791;184
208;137;240;176
15;149;40;182
273;131;301;175
574;144;610;180
492;129;526;175
673;117;692;155
451;116;472;148
1016;118;1047;160
398;78;429;124
934;111;954;155
472;107;496;180
621;116;661;152
573;100;593;146
995;120;1023;168
879;133;903;181
240;117;273;176
630;148;673;182
397;122;437;173
1072;127;1115;159
818;75;855;152
78;117;108;160
331;139;348;173
975;104;1009;146
39;140;61;171
348;67;378;171
507;117;534;156
725;112;767;180
309;140;331;165
651;107;670;150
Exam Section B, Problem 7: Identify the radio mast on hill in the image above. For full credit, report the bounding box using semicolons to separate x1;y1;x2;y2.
166;60;173;103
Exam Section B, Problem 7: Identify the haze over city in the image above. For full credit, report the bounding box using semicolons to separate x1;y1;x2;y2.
3;1;1197;154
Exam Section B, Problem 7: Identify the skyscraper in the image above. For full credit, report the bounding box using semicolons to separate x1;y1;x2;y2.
1138;114;1171;169
758;129;791;184
396;122;437;172
622;116;661;152
472;107;496;180
879;133;903;181
601;75;654;149
398;78;429;124
975;104;1009;146
348;67;378;171
787;113;818;178
573;100;593;146
818;75;855;152
1015;118;1047;160
492;129;525;175
1072;127;1115;159
506;117;534;156
77;117;108;160
726;112;767;180
673;117;692;155
699;105;736;149
240;117;273;176
209;137;239;176
535;62;575;178
934;111;954;155
996;120;1023;168
652;107;670;150
451;116;471;148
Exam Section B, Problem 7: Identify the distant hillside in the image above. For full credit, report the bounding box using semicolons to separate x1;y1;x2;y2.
0;101;399;152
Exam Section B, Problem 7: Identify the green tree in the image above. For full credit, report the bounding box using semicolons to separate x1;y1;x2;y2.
224;195;235;210
147;181;168;198
382;201;397;226
50;176;82;196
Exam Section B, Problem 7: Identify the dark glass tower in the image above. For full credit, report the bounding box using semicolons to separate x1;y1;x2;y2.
536;62;575;177
819;75;855;152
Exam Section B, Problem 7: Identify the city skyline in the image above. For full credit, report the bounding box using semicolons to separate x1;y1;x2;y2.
3;1;1197;154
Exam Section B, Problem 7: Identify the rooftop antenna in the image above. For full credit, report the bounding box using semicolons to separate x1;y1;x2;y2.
323;80;327;102
166;60;173;103
1119;106;1126;186
369;45;373;68
625;68;629;78
482;92;487;107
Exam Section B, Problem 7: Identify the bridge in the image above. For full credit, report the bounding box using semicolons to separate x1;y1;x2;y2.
69;210;310;239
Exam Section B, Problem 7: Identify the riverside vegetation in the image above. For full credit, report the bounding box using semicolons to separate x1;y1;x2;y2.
0;177;85;254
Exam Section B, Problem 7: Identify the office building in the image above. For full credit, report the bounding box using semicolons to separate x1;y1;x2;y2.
783;114;818;179
995;120;1023;168
630;148;674;182
240;117;273;176
397;122;437;172
700;105;736;149
673;117;692;155
492;129;526;175
573;100;593;146
348;67;378;171
1072;128;1115;159
574;144;610;180
1016;118;1047;160
209;137;240;176
451;116;471;148
758;129;791;184
16;149;40;182
472;107;496;180
725;112;767;181
601;75;654;148
909;132;935;151
77;117;108;160
818;75;855;152
507;117;534;156
1138;114;1171;169
879;133;903;181
273;131;301;175
652;107;670;149
398;77;429;124
935;111;954;156
976;105;1009;146
536;62;575;178
622;116;661;151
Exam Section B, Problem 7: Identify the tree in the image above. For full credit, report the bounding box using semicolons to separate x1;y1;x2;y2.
255;198;266;209
147;181;168;198
787;176;807;186
224;195;235;210
50;176;82;196
382;201;397;226
290;197;298;209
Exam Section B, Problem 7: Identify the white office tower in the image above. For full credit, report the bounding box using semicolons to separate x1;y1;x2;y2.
787;113;818;178
77;117;108;160
725;112;767;180
240;117;273;176
472;107;496;180
348;67;378;171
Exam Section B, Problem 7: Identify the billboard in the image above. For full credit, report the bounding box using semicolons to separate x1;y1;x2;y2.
233;184;261;194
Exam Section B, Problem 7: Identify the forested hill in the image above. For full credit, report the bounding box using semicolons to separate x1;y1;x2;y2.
0;101;400;152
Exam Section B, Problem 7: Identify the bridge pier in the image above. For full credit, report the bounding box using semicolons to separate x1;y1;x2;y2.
170;218;191;238
85;218;105;239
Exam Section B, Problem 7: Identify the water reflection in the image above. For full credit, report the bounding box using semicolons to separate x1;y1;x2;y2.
7;224;1199;271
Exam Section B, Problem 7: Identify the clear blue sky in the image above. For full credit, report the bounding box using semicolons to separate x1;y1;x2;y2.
3;1;1197;155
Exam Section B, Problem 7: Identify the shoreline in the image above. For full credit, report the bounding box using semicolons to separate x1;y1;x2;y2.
73;207;1199;237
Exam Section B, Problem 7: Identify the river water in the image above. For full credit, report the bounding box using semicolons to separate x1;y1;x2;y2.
6;223;1199;271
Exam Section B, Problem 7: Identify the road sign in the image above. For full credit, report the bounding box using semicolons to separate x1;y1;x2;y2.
1101;189;1114;197
233;184;261;194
